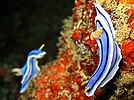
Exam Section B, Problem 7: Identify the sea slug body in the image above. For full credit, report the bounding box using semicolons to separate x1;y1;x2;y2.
84;4;122;96
12;44;46;93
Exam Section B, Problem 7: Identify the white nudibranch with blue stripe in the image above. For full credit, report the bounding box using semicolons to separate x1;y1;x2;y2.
83;4;122;96
12;44;46;93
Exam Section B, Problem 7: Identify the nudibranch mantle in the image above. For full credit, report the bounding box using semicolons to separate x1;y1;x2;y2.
84;4;122;96
12;44;46;93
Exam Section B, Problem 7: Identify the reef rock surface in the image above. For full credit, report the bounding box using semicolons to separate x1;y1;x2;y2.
20;0;134;99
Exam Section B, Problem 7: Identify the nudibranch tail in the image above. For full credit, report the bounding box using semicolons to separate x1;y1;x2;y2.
84;4;122;96
20;81;29;93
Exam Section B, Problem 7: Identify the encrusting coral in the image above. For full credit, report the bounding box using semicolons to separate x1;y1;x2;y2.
20;0;134;99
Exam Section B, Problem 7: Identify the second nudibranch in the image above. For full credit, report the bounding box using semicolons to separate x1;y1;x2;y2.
12;44;46;93
83;4;122;96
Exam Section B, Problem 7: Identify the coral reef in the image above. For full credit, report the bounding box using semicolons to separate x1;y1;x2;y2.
20;0;134;99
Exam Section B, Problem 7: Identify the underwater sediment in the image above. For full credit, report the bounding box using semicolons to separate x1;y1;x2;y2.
20;0;134;99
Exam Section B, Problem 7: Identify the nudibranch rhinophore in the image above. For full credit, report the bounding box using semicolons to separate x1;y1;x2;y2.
12;44;46;93
83;4;122;96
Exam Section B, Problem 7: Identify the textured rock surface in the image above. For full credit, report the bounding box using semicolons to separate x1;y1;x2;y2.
20;0;134;99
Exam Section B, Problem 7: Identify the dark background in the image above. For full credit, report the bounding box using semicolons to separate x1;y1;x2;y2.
0;0;74;99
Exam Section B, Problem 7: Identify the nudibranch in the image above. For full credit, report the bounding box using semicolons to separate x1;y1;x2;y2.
82;4;122;96
12;44;46;93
